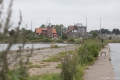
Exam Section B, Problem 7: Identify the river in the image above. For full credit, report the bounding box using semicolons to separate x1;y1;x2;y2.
109;43;120;79
0;43;71;51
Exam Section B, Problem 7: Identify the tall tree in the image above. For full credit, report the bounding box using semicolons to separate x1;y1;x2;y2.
112;28;120;35
92;31;98;38
54;24;65;36
99;28;111;34
40;24;45;28
9;29;16;37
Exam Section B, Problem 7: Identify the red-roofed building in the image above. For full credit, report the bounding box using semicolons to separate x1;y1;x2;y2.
64;23;87;38
35;24;57;38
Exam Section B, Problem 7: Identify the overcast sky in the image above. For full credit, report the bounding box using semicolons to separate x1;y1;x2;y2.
3;0;120;31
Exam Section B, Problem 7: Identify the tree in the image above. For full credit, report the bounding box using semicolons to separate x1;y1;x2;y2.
99;28;111;34
92;31;98;38
9;29;16;37
40;24;45;28
54;24;66;36
62;35;68;40
112;28;120;35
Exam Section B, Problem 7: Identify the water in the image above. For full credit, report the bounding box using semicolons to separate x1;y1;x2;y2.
0;43;71;51
109;43;120;79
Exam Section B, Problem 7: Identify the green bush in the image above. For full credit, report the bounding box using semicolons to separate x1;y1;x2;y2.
70;39;74;42
41;38;52;42
62;35;68;40
57;40;63;43
78;40;101;64
87;55;94;62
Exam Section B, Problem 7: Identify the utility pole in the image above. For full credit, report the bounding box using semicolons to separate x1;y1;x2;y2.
31;21;32;31
100;18;101;38
86;18;87;38
61;25;62;37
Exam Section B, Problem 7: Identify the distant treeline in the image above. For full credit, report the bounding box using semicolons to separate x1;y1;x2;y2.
89;28;120;35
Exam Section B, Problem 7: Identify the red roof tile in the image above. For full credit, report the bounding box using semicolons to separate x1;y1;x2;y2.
35;27;57;34
35;28;42;33
52;28;57;33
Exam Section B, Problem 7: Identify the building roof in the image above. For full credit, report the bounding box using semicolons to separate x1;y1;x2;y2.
35;27;57;34
35;28;42;33
68;25;74;29
65;26;74;33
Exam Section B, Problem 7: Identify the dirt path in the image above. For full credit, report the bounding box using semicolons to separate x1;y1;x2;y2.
83;45;116;80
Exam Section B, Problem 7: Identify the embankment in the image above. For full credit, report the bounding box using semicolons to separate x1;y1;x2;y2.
83;45;116;80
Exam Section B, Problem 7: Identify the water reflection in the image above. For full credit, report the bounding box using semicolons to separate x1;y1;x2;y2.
109;43;120;79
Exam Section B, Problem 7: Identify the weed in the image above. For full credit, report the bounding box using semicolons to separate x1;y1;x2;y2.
43;56;60;62
26;54;32;57
108;57;111;61
51;44;59;48
40;61;44;64
56;63;62;69
28;62;33;65
30;73;60;80
29;64;42;68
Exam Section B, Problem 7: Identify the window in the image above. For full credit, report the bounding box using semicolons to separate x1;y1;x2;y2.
74;30;77;32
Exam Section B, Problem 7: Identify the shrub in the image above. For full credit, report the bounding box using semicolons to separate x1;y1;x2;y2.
41;38;52;42
67;39;75;42
78;41;100;64
62;35;68;40
61;53;79;80
51;44;59;48
57;40;63;43
70;39;74;42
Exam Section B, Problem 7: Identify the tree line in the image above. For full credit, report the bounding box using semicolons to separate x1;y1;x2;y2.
89;28;120;38
89;28;120;35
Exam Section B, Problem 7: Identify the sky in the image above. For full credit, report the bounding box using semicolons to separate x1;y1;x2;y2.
2;0;120;32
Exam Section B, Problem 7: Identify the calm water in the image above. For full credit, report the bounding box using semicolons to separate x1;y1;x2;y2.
109;43;120;79
0;43;71;51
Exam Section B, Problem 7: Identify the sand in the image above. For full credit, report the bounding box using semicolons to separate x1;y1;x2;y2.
7;45;77;76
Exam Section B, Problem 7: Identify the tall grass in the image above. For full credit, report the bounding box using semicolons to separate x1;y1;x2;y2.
60;39;106;80
0;0;33;80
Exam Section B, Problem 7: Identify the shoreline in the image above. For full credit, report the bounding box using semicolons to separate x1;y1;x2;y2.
83;44;116;80
7;45;77;75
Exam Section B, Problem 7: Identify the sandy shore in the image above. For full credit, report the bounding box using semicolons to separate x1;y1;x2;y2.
83;45;116;80
8;44;116;79
8;45;78;76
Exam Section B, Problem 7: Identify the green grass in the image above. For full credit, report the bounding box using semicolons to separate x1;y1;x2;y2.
71;65;85;80
56;63;62;69
42;56;60;62
29;65;85;80
29;64;42;68
26;54;32;57
30;73;61;80
43;50;74;62
28;62;33;65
